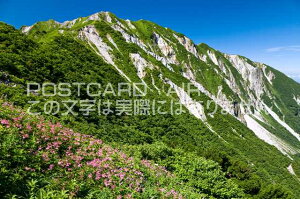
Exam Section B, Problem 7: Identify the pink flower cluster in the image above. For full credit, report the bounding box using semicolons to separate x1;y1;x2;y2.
0;101;182;198
159;188;184;199
1;119;10;127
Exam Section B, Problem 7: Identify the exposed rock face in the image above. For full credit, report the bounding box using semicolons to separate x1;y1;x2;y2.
261;64;275;84
207;50;219;66
111;24;174;71
130;53;154;78
199;54;207;62
88;13;100;21
79;25;114;65
173;34;199;58
103;12;112;23
111;24;148;50
182;63;196;81
106;34;118;50
181;67;239;119
62;18;78;28
166;79;207;121
294;95;300;106
226;55;265;99
79;25;132;83
125;19;136;29
244;115;296;156
21;26;33;34
287;164;296;176
216;86;235;115
152;33;178;65
217;54;277;124
263;103;300;142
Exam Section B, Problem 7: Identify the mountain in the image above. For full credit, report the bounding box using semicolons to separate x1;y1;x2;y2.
1;11;300;198
1;99;243;198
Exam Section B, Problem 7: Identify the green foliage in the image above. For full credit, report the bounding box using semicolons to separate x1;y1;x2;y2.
258;184;292;199
0;101;211;198
122;142;245;198
267;66;300;132
0;20;300;199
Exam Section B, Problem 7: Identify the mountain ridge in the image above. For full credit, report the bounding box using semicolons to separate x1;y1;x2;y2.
7;10;300;157
1;11;300;198
19;11;295;76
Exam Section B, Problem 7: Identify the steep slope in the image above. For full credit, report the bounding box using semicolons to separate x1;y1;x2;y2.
0;100;244;198
1;11;300;198
20;11;300;156
21;12;300;155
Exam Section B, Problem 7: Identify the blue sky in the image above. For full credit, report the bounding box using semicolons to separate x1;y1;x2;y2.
1;0;299;82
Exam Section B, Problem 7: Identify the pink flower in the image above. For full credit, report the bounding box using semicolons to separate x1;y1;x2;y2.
95;171;102;180
120;153;127;159
104;179;110;187
48;164;54;170
87;159;101;167
103;164;109;168
26;124;32;131
22;134;29;139
2;102;10;107
13;117;22;122
97;149;103;156
42;153;49;161
159;188;166;192
15;124;22;128
119;173;125;180
65;162;71;167
24;167;35;171
1;119;9;125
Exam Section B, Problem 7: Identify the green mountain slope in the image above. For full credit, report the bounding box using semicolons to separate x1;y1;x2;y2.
1;11;300;198
1;100;245;198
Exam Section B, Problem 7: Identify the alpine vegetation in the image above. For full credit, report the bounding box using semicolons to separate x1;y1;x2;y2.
0;11;300;198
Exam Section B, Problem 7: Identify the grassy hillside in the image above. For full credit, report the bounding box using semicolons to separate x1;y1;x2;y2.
0;100;245;198
0;16;300;198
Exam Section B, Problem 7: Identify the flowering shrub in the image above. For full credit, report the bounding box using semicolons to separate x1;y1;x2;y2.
0;101;205;198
